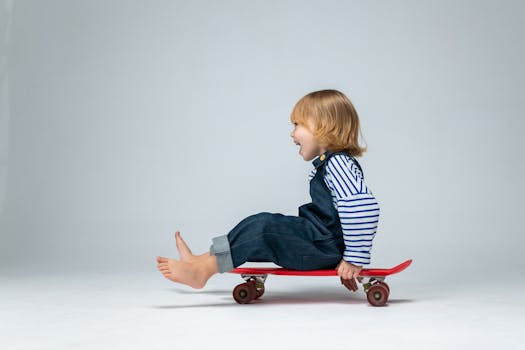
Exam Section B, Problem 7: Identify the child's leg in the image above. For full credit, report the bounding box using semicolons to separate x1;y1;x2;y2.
210;212;343;272
157;213;343;288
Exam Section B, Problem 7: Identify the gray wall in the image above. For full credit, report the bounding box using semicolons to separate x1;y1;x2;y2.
0;1;11;216
1;0;524;281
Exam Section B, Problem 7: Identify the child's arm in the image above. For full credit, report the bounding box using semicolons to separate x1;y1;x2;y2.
326;156;380;266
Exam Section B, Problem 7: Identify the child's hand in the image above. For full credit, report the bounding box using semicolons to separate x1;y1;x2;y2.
336;259;362;279
336;259;362;292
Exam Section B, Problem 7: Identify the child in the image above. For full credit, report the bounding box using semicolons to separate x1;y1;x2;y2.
157;89;380;290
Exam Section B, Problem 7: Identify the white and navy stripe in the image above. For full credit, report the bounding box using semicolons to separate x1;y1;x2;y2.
309;154;379;266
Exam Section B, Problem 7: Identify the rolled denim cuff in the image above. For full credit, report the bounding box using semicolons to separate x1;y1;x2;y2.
210;234;234;273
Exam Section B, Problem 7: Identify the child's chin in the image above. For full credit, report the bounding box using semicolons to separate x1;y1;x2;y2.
301;153;315;161
299;148;312;161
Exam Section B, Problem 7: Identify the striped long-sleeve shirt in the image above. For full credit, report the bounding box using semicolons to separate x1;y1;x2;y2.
308;154;380;266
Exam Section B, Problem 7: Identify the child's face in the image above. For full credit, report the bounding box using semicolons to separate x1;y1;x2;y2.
290;119;325;161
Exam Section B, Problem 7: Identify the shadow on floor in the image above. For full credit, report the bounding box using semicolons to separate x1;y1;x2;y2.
152;286;415;309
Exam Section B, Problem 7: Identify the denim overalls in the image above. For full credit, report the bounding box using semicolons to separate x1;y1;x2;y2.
210;150;363;272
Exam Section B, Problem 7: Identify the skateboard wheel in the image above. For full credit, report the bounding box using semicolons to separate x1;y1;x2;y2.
380;282;390;293
367;283;389;307
233;282;257;304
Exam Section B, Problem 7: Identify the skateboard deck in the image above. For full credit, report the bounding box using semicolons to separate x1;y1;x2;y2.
230;259;412;306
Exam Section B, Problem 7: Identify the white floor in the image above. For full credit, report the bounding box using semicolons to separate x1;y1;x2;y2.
1;269;523;350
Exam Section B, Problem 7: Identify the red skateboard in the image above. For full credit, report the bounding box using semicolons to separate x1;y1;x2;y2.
230;259;412;306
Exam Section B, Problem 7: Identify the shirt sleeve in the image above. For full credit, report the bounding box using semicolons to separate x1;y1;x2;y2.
325;155;380;266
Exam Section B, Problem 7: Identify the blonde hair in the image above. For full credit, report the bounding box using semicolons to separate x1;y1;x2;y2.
290;89;367;157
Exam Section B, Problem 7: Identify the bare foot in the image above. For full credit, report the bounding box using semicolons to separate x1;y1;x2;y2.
175;231;194;262
156;255;218;289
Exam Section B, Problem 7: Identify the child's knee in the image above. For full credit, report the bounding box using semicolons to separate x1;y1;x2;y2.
244;212;282;230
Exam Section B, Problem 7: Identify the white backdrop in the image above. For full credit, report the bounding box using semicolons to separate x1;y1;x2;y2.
1;0;524;283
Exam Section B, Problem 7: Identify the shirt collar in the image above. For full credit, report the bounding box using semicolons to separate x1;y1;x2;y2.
312;150;331;169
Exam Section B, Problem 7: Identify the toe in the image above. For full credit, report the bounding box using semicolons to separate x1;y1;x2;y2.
175;231;185;243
